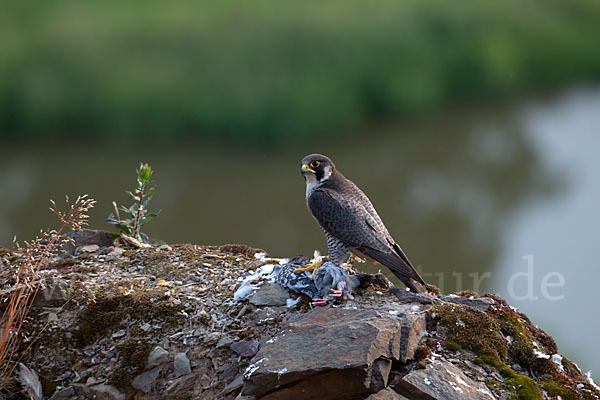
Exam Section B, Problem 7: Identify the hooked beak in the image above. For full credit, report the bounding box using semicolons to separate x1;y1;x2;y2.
301;163;315;175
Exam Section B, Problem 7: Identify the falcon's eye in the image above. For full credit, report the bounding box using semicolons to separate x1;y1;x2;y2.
310;160;320;169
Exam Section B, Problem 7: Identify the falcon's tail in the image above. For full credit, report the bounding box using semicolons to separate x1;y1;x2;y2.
357;243;427;293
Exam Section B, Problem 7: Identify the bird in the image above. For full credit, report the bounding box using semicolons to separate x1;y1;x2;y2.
297;153;428;293
272;255;362;306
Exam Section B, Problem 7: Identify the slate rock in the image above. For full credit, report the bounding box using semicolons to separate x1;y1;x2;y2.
223;374;244;394
366;387;411;400
242;307;404;399
147;346;169;368
230;339;259;358
71;383;125;400
34;277;67;304
248;282;289;306
167;373;197;396
216;334;235;349
58;229;113;257
398;312;426;362
131;365;162;393
438;294;495;312
74;244;100;256
49;386;75;400
396;360;495;400
174;352;191;378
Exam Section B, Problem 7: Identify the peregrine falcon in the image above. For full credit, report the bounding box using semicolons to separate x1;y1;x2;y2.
298;154;427;293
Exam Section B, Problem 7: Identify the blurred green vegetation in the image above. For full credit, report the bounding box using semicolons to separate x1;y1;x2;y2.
1;0;600;144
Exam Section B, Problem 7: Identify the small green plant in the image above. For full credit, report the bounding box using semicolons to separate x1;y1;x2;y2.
106;163;161;245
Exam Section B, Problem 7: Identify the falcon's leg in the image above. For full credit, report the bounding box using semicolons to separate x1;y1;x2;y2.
325;233;350;267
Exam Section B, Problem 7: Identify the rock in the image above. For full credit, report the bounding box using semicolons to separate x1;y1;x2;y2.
75;244;100;256
59;229;113;257
366;387;410;400
223;374;244;394
230;339;259;358
166;373;197;396
396;360;495;400
49;386;75;400
71;383;125;400
389;289;495;313
216;334;235;349
242;307;404;399
147;346;169;368
438;294;495;312
111;330;126;339
87;384;125;400
398;312;426;362
34;277;67;304
197;309;211;325
174;352;191;377
131;365;162;393
248;282;289;306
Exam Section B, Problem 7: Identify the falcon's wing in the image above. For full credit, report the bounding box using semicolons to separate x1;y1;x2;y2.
308;188;426;291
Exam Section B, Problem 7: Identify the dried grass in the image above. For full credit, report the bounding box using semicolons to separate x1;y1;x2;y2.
0;195;95;396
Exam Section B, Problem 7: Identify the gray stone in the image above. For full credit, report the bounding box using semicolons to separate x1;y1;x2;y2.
242;307;404;399
131;365;162;393
174;352;191;378
74;244;100;256
366;387;410;400
166;373;197;396
399;313;426;362
71;384;125;400
49;386;75;400
216;334;235;349
223;374;244;394
59;229;113;257
87;385;125;400
248;282;289;306
230;339;259;358
34;278;67;304
439;294;495;312
147;346;169;368
111;330;126;339
396;360;495;400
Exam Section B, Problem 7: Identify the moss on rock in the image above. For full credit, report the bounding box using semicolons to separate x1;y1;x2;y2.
427;303;508;361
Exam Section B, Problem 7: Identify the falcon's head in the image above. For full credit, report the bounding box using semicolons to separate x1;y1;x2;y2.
301;154;335;183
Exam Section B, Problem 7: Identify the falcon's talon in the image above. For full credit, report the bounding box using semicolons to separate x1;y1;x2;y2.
294;257;327;280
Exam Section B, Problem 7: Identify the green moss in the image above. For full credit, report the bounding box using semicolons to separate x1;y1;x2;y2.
116;339;153;370
414;345;430;361
109;366;135;392
109;339;154;392
541;380;578;400
427;303;508;360
480;355;542;400
445;340;461;352
76;290;183;346
76;296;123;347
497;314;553;376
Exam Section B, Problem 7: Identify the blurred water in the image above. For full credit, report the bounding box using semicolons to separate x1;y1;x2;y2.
1;86;599;372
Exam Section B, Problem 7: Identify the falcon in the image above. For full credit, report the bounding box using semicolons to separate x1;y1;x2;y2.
297;153;427;293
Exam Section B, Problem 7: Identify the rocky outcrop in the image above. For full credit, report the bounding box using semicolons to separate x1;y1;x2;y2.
1;231;598;400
